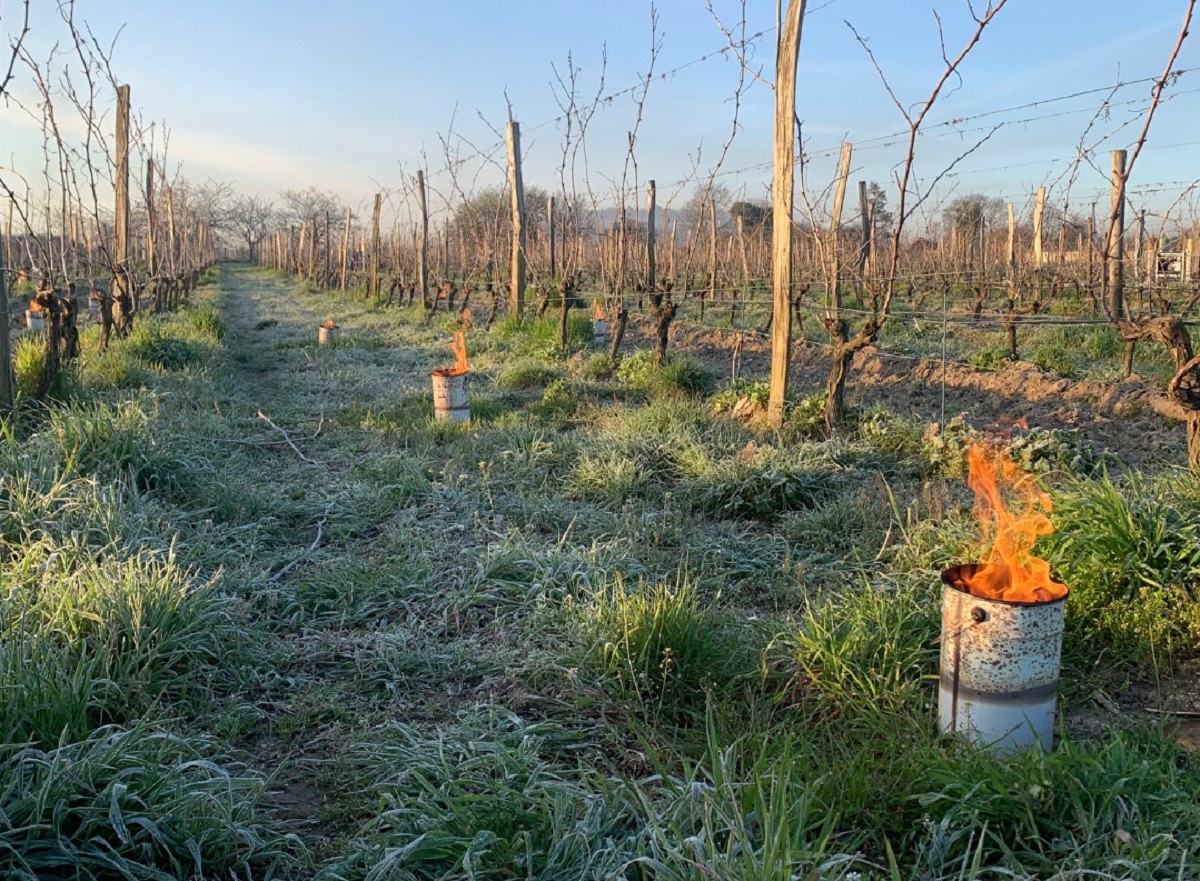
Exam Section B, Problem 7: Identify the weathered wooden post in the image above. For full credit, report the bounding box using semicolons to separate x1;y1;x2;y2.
1135;208;1146;290
370;192;382;297
1108;149;1127;318
297;223;308;279
339;207;351;290
828;143;852;308
1006;202;1019;359
822;141;853;429
857;180;870;280
416;170;429;308
767;0;806;428
112;84;133;335
507;120;527;319
323;211;331;285
547;195;557;280
708;197;718;310
145;159;159;309
646;179;657;290
4;200;12;279
668;217;677;284
0;225;12;412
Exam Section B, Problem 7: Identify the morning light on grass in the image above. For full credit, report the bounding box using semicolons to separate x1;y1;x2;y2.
4;0;1200;878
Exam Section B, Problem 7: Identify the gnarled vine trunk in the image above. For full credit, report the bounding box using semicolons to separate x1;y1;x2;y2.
1119;316;1200;471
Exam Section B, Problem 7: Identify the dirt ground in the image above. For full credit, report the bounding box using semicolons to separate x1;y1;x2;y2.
634;316;1191;470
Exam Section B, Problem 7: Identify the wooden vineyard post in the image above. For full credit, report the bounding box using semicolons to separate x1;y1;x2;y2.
828;143;852;316
768;0;806;428
339;208;351;290
646;180;657;290
370;193;382;298
857;180;870;281
667;217;678;287
297;223;308;280
507;120;527;319
735;213;749;324
324;211;331;286
4;200;12;279
547;195;556;280
1108;149;1127;318
1032;185;1045;300
112;84;132;336
306;215;316;280
145;159;158;309
708;197;718;314
416;170;429;308
822;141;853;429
1135;209;1146;292
1006;202;1019;359
0;224;12;413
166;186;178;277
1006;202;1016;273
1087;215;1096;309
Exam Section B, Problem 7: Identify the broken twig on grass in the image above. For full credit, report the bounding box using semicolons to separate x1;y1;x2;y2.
269;502;335;583
257;409;325;465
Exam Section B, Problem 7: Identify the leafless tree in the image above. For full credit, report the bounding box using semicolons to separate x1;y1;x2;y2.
227;194;277;261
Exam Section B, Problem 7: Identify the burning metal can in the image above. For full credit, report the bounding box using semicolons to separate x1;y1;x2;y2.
318;325;340;345
26;310;45;331
592;318;607;345
431;368;470;423
939;563;1067;755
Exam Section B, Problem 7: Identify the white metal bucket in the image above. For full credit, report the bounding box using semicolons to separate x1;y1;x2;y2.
431;369;470;422
939;564;1067;755
26;310;45;331
592;318;607;344
318;326;340;345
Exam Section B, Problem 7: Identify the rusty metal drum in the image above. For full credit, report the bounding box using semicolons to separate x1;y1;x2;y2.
431;369;470;423
939;564;1068;754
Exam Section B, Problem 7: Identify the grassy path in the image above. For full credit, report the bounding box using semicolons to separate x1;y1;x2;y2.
8;263;1200;879
197;268;491;856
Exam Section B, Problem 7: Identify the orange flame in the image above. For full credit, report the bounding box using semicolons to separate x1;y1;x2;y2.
322;318;337;329
28;299;43;313
961;442;1067;603
592;299;605;320
446;330;468;376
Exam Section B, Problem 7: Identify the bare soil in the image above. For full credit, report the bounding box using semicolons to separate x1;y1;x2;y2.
628;315;1190;469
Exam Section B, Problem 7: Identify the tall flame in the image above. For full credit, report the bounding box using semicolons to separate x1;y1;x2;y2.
28;299;43;313
962;442;1067;603
448;331;468;375
592;299;605;320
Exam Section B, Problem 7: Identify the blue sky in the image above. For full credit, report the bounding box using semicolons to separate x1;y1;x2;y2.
4;1;1200;231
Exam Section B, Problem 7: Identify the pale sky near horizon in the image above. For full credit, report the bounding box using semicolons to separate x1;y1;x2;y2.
3;1;1200;231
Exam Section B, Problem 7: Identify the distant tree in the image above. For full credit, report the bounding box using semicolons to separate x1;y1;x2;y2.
864;181;894;232
730;200;770;232
186;180;235;234
943;193;1006;238
226;195;276;261
451;185;554;257
278;187;344;228
680;183;733;231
